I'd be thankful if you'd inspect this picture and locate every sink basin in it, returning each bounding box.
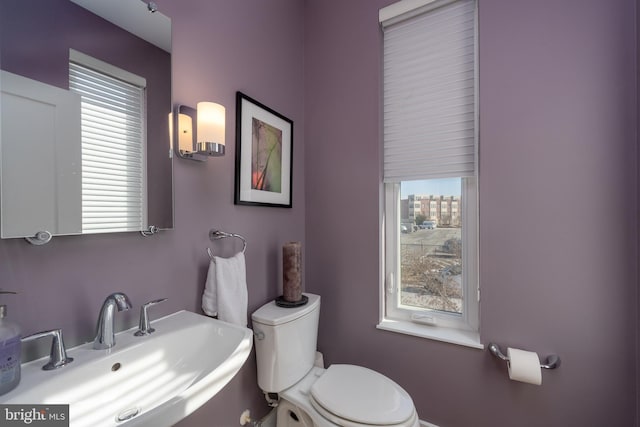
[0,310,253,427]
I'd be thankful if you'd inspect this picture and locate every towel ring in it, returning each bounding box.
[207,229,247,260]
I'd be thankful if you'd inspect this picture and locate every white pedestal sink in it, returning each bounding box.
[0,310,253,427]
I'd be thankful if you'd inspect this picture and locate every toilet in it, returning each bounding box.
[252,293,420,427]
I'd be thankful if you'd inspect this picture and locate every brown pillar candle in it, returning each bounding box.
[283,242,302,302]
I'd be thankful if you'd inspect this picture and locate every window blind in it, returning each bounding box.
[69,61,146,234]
[382,0,476,182]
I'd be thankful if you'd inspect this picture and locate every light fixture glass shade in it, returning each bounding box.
[197,102,225,146]
[178,113,193,153]
[168,112,173,150]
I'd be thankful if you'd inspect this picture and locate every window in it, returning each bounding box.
[69,50,147,234]
[378,0,480,348]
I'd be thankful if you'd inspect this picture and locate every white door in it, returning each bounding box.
[1,70,82,238]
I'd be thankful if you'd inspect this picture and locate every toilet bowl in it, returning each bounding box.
[252,294,419,427]
[278,366,419,427]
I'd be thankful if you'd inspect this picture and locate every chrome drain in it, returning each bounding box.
[116,407,140,422]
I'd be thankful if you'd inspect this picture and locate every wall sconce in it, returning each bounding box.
[174,102,226,162]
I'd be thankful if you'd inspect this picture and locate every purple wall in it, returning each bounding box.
[0,0,305,425]
[1,0,638,426]
[637,0,640,421]
[305,0,638,426]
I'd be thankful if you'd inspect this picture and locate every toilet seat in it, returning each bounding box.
[308,364,417,427]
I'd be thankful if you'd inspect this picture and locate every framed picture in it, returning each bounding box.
[235,92,293,208]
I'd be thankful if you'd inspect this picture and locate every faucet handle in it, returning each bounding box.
[22,329,73,370]
[134,298,167,337]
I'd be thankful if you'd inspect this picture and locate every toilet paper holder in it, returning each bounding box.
[488,343,561,369]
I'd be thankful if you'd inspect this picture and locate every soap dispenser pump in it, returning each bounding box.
[0,291,21,395]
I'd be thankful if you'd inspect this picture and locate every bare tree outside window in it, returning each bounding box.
[399,182,463,314]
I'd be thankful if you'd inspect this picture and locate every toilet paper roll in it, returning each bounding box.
[507,347,542,385]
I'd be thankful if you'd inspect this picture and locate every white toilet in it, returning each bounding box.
[252,293,420,427]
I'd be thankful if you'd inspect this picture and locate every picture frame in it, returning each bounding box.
[234,92,293,208]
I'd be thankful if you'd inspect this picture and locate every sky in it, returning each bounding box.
[400,178,461,198]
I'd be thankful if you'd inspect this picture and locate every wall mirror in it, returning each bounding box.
[0,0,173,239]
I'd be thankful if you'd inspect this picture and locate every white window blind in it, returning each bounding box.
[382,0,476,182]
[69,55,147,234]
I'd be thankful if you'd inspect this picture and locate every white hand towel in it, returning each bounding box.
[201,251,248,326]
[202,260,218,317]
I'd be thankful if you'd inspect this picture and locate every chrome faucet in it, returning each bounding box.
[22,329,74,370]
[134,298,167,336]
[93,292,132,350]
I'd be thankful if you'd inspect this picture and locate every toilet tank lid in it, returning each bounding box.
[252,293,320,326]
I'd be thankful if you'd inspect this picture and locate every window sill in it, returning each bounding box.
[376,318,483,349]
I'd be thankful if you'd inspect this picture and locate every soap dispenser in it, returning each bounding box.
[0,291,20,395]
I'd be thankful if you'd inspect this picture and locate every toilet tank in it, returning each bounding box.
[251,293,320,393]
